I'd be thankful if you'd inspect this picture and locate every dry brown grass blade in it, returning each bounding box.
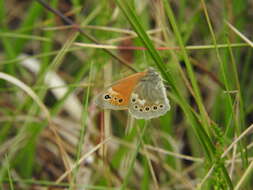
[56,137,111,183]
[197,123,253,189]
[0,72,72,182]
[226,21,253,48]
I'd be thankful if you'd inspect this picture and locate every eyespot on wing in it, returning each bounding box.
[94,89,128,110]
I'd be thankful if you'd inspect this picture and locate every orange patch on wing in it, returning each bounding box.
[107,93,125,106]
[111,71,147,106]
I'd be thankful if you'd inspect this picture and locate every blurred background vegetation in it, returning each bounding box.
[0,0,253,189]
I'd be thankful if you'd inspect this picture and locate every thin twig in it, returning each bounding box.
[36,0,137,72]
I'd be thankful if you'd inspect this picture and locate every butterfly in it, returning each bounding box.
[95,67,170,119]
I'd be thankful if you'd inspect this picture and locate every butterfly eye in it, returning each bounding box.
[152,105,158,111]
[104,94,111,100]
[118,98,123,103]
[134,105,139,110]
[131,98,136,103]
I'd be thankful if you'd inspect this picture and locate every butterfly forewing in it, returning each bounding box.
[94,71,147,110]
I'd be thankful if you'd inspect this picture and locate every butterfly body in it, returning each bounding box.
[95,68,170,119]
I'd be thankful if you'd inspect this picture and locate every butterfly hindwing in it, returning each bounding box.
[128,69,170,119]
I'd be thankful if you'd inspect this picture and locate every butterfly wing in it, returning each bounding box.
[129,69,170,119]
[94,71,147,110]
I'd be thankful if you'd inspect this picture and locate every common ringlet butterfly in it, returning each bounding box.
[95,67,170,119]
